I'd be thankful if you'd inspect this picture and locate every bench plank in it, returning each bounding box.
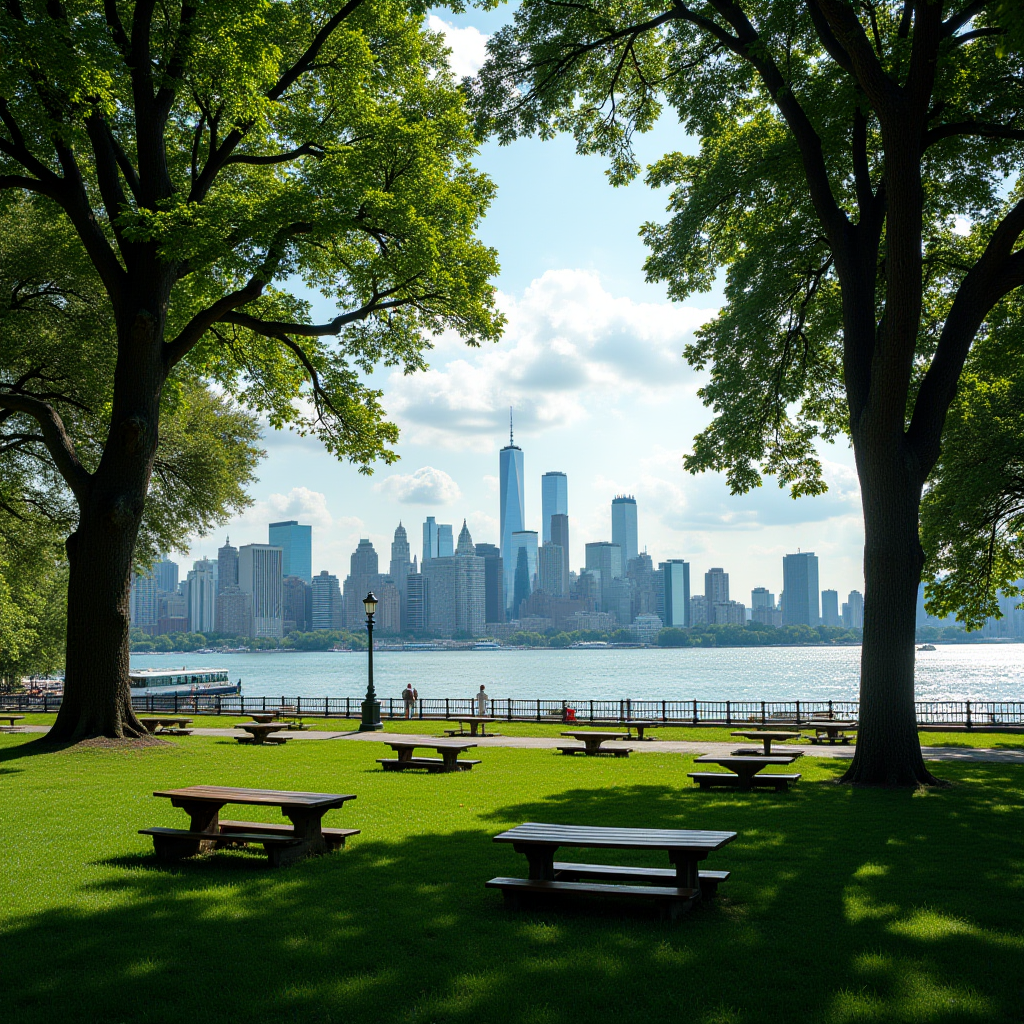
[688,771,800,791]
[377,757,481,773]
[485,876,701,920]
[552,861,730,898]
[217,819,360,849]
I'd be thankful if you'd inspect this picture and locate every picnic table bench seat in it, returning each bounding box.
[377,756,482,773]
[237,734,289,745]
[485,877,701,921]
[218,819,360,850]
[688,771,801,791]
[556,744,632,758]
[552,861,730,898]
[139,826,307,867]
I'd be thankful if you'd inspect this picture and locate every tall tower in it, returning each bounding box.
[499,409,525,614]
[782,552,820,625]
[268,520,312,583]
[611,495,639,566]
[541,471,568,544]
[217,538,238,595]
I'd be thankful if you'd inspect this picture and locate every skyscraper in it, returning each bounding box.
[751,587,777,626]
[499,412,525,614]
[541,471,568,544]
[343,539,380,629]
[511,530,539,596]
[268,520,312,583]
[216,539,237,595]
[437,523,454,557]
[821,589,840,627]
[406,572,426,632]
[129,570,159,634]
[238,544,284,638]
[311,570,343,630]
[611,495,638,566]
[154,555,179,594]
[538,542,566,597]
[187,559,216,633]
[422,516,439,563]
[550,513,570,589]
[585,541,623,612]
[782,552,820,625]
[705,567,729,605]
[844,589,864,628]
[283,575,311,632]
[660,560,690,627]
[390,522,413,628]
[474,542,505,624]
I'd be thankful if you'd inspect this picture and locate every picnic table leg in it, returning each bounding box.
[397,747,413,763]
[762,737,772,756]
[470,722,480,737]
[281,806,328,859]
[667,852,702,894]
[514,843,556,880]
[584,738,600,756]
[170,799,223,855]
[635,725,645,740]
[441,749,460,771]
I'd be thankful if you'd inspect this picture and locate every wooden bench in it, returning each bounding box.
[556,744,632,758]
[218,819,360,850]
[0,714,25,731]
[237,734,289,745]
[552,861,730,898]
[378,756,482,773]
[688,771,801,791]
[485,877,701,921]
[139,826,306,867]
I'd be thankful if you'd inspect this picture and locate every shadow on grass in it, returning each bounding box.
[3,768,1023,1024]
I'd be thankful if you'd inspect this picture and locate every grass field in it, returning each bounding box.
[8,712,1024,747]
[1,731,1022,1023]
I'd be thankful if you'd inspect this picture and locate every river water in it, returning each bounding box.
[129,644,1024,702]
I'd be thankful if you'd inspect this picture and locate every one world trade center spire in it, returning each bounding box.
[499,407,524,616]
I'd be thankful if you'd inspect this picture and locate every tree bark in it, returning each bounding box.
[841,436,938,786]
[49,301,167,742]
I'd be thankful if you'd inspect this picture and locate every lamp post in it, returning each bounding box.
[358,592,383,732]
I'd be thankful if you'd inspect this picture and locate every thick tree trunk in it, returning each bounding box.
[841,442,938,786]
[49,298,168,742]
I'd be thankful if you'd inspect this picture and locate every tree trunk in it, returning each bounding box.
[49,301,167,742]
[841,440,938,786]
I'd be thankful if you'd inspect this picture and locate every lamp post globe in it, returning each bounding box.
[358,592,383,731]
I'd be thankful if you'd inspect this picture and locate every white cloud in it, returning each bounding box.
[375,466,462,505]
[388,269,717,450]
[427,15,489,79]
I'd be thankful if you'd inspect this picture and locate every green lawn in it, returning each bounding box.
[9,711,1024,747]
[1,732,1022,1023]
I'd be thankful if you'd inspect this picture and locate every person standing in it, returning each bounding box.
[474,684,490,717]
[402,683,418,719]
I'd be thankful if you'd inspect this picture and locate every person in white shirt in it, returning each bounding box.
[474,685,490,717]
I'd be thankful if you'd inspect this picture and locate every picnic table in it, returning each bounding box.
[237,723,290,745]
[138,716,193,736]
[0,714,25,731]
[690,755,801,791]
[558,731,633,757]
[140,785,358,867]
[444,717,502,737]
[246,712,279,725]
[279,715,310,730]
[730,730,800,755]
[804,721,858,744]
[486,822,736,920]
[378,740,480,773]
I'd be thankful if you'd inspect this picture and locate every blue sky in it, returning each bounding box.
[179,5,867,606]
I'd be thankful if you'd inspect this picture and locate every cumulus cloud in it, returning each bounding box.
[388,269,717,450]
[427,15,489,79]
[376,466,462,505]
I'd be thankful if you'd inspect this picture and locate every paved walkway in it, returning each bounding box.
[6,724,1024,763]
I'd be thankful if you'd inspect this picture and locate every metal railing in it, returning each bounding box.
[1,692,1022,727]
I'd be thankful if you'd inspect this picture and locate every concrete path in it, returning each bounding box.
[6,724,1024,763]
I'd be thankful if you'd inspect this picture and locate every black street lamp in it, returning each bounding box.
[358,592,382,732]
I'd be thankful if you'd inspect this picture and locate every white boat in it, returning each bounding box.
[129,668,241,697]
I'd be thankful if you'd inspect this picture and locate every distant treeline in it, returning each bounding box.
[129,628,368,653]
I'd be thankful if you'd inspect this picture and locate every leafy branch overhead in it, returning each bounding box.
[0,0,504,492]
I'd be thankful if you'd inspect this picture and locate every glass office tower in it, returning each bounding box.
[268,520,312,584]
[541,471,568,544]
[782,551,820,625]
[611,495,638,566]
[499,414,525,614]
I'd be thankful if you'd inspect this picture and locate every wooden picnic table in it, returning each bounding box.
[0,714,25,730]
[804,721,858,744]
[690,754,801,791]
[444,717,502,737]
[279,715,310,730]
[487,822,736,920]
[558,731,633,757]
[237,723,289,745]
[730,730,800,755]
[378,740,480,773]
[138,716,193,735]
[141,785,358,867]
[246,712,279,725]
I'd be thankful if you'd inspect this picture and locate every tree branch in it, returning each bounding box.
[223,142,327,166]
[0,391,91,500]
[941,0,990,38]
[924,120,1024,149]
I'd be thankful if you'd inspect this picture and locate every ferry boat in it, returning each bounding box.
[129,668,241,697]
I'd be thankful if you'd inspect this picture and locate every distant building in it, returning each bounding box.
[406,573,426,633]
[422,516,439,563]
[311,571,343,630]
[782,552,820,625]
[268,520,312,584]
[378,578,402,635]
[520,590,595,632]
[238,544,284,638]
[821,589,841,627]
[713,600,746,625]
[216,587,252,637]
[608,578,633,625]
[187,559,216,634]
[611,495,638,566]
[511,530,539,596]
[705,567,729,605]
[154,555,179,595]
[541,471,568,544]
[690,594,710,626]
[659,560,690,627]
[629,613,663,644]
[419,522,484,637]
[575,568,601,608]
[538,542,567,597]
[474,543,505,624]
[573,610,618,631]
[283,575,311,632]
[751,587,781,627]
[499,415,525,615]
[343,539,380,629]
[130,571,159,634]
[549,513,571,592]
[437,523,454,557]
[843,590,864,629]
[215,540,239,629]
[389,522,414,629]
[512,547,531,620]
[585,541,623,613]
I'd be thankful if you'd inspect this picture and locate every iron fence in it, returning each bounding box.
[1,692,1022,726]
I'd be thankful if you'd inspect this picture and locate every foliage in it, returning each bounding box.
[129,627,368,652]
[920,297,1024,628]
